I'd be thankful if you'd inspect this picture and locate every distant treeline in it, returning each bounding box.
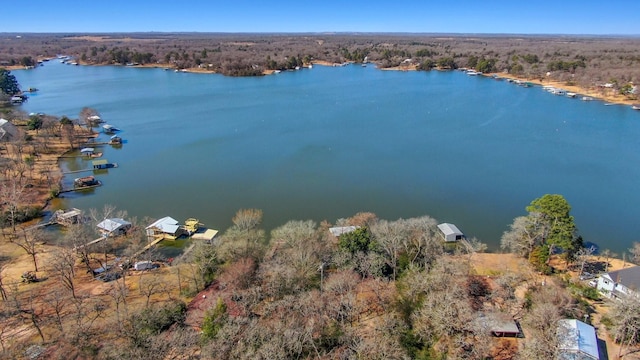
[1,33,639,89]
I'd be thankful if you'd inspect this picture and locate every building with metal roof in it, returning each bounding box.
[97,218,132,236]
[557,319,600,360]
[437,223,465,242]
[146,216,184,240]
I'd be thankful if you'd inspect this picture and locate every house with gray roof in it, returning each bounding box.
[596,265,640,299]
[0,118,19,142]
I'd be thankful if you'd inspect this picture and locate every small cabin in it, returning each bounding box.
[437,223,465,242]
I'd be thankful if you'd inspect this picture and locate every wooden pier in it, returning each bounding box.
[59,182,102,193]
[72,235,108,251]
[63,168,94,175]
[133,237,165,258]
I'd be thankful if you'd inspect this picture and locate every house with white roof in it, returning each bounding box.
[437,223,465,242]
[596,265,640,299]
[97,218,132,236]
[557,319,600,360]
[329,226,359,238]
[145,216,184,240]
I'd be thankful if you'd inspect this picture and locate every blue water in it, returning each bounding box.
[13,62,640,253]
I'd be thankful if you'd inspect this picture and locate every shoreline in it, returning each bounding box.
[9,61,637,106]
[485,72,638,106]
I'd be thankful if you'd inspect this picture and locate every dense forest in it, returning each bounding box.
[1,33,639,94]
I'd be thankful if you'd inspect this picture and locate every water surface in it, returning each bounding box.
[14,62,640,253]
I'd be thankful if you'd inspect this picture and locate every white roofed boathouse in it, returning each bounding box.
[437,223,465,242]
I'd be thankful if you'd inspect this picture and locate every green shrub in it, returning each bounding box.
[201,298,227,340]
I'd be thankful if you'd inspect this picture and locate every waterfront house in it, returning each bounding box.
[97,218,132,236]
[557,319,600,360]
[437,223,465,242]
[146,216,184,240]
[596,265,640,299]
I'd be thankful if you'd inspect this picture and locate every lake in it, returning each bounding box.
[13,61,640,253]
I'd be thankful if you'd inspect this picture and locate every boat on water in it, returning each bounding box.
[632,105,640,110]
[184,218,202,235]
[109,135,122,145]
[466,70,480,76]
[92,159,117,169]
[566,92,577,98]
[102,124,120,133]
[581,96,594,101]
[74,175,101,188]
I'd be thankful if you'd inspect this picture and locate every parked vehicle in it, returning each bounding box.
[133,260,156,271]
[95,272,121,282]
[579,272,595,280]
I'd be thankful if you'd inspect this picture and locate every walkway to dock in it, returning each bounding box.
[73,235,107,251]
[133,237,165,258]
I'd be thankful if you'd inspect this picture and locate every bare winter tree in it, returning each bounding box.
[629,242,640,265]
[0,256,7,301]
[0,176,26,232]
[500,213,547,258]
[575,245,597,277]
[64,222,97,273]
[371,219,405,281]
[42,287,68,333]
[138,271,165,308]
[49,247,78,298]
[231,208,263,232]
[610,295,640,358]
[12,227,48,272]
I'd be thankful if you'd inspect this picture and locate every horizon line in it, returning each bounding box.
[2,31,640,38]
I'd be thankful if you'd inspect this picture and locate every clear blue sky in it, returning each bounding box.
[3,0,639,35]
